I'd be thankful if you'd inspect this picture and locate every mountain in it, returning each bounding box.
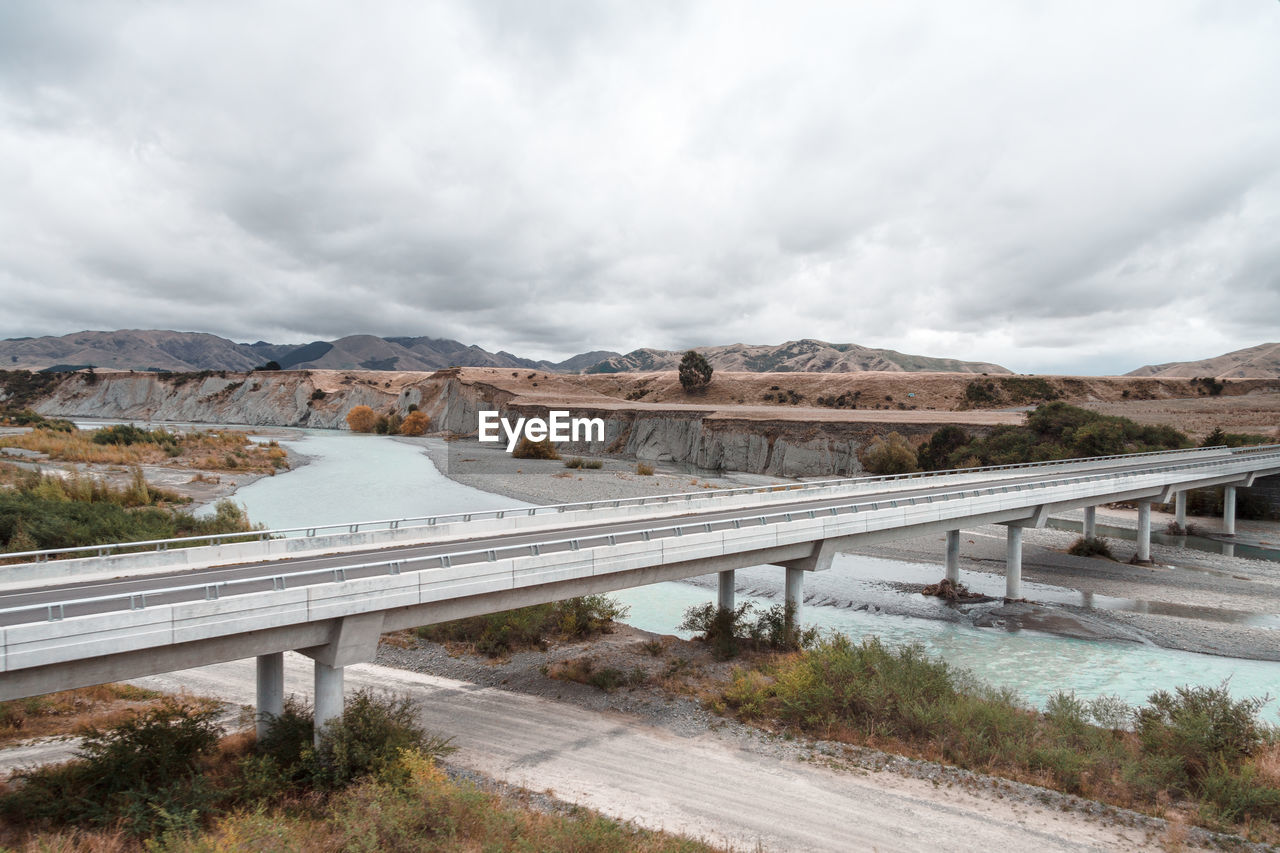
[1125,343,1280,379]
[586,339,1010,375]
[0,330,1005,375]
[0,330,263,372]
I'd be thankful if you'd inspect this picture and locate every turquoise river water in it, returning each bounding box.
[228,429,1280,715]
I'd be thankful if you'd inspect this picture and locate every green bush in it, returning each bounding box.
[313,690,450,790]
[679,601,818,660]
[918,402,1191,470]
[583,459,604,469]
[91,423,179,448]
[1134,683,1269,789]
[862,431,918,475]
[0,697,222,836]
[416,595,628,657]
[564,456,585,468]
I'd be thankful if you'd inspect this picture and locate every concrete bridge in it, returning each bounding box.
[2,444,1277,740]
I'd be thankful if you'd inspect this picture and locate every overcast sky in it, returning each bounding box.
[1,2,1276,374]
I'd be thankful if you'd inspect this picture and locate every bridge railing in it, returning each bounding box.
[5,448,1277,626]
[5,443,1261,565]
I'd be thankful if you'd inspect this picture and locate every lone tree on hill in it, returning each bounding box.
[678,350,713,393]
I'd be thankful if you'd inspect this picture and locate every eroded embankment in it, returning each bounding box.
[17,367,1279,477]
[21,369,999,477]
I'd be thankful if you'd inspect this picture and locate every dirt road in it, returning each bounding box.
[100,655,1177,852]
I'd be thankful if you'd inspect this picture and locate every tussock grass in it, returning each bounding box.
[0,425,288,474]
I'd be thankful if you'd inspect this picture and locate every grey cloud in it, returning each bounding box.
[1,1,1277,374]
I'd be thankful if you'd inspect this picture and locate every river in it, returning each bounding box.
[231,429,1280,714]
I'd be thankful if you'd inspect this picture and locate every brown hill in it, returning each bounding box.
[1126,343,1280,379]
[586,339,1010,375]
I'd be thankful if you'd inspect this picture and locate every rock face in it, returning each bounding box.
[30,371,401,429]
[23,369,964,478]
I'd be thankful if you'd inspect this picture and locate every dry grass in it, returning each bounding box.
[0,429,288,474]
[0,684,165,746]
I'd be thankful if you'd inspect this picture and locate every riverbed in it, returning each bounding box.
[221,429,1280,715]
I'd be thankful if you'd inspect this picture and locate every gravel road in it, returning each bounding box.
[104,655,1221,853]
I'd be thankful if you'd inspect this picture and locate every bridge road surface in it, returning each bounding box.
[120,655,1166,853]
[0,449,1250,622]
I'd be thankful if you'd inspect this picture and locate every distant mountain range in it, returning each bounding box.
[0,330,1015,375]
[587,340,1010,375]
[1125,342,1280,379]
[0,330,607,374]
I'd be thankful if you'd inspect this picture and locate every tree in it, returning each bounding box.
[678,350,713,393]
[863,431,919,475]
[255,361,282,371]
[917,425,969,471]
[399,410,431,436]
[346,405,377,433]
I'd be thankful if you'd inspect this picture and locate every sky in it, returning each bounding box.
[1,2,1277,375]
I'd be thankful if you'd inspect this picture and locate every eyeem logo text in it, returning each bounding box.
[477,410,605,452]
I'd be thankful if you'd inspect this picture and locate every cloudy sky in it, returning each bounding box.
[1,2,1276,374]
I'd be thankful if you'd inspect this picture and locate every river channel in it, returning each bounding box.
[230,429,1280,714]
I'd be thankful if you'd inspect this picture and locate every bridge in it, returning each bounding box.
[2,444,1277,741]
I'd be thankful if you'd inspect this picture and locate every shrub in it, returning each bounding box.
[345,405,377,433]
[679,601,817,660]
[511,436,560,459]
[416,595,628,657]
[635,462,655,476]
[1067,536,1113,559]
[862,431,918,475]
[564,456,585,469]
[582,459,604,469]
[310,388,327,401]
[678,350,713,393]
[1134,683,1269,789]
[312,690,450,790]
[0,697,222,836]
[398,410,430,436]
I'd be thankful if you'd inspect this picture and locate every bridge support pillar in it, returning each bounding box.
[1174,491,1187,529]
[1083,506,1096,539]
[1223,486,1236,536]
[255,652,284,741]
[314,661,344,746]
[718,570,735,611]
[944,530,960,584]
[784,566,804,625]
[1004,525,1023,600]
[1137,501,1152,562]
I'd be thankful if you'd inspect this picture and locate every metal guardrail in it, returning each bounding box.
[5,443,1264,564]
[6,448,1278,625]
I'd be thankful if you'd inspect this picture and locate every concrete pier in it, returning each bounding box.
[255,652,284,740]
[1137,501,1151,562]
[1083,506,1096,539]
[1174,491,1187,528]
[1005,525,1023,600]
[1224,486,1237,535]
[784,565,804,624]
[718,569,736,611]
[944,530,960,583]
[314,661,344,745]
